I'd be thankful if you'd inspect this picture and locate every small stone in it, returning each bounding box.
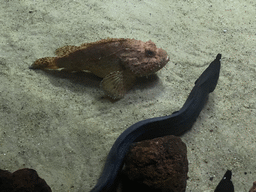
[123,135,188,192]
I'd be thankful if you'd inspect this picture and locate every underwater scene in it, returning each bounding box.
[0,0,255,191]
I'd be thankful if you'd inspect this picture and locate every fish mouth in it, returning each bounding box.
[160,55,169,66]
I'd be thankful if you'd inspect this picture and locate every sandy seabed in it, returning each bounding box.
[0,0,255,191]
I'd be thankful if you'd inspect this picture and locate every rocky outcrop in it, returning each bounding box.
[249,181,256,192]
[123,135,188,192]
[0,168,51,192]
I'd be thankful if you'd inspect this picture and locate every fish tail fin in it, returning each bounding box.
[29,57,59,70]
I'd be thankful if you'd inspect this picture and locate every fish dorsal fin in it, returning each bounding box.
[55,38,127,57]
[54,45,79,56]
[80,38,126,48]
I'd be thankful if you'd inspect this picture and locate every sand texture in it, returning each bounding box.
[0,0,255,191]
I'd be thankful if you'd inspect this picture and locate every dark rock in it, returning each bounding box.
[214,170,234,192]
[0,168,52,192]
[249,181,256,192]
[123,135,188,192]
[0,169,13,192]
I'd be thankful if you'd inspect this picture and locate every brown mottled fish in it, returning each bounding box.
[30,38,169,99]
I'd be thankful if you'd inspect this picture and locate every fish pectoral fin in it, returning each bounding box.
[100,71,136,99]
[54,45,79,56]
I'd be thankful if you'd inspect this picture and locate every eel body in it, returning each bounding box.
[90,54,221,192]
[214,170,234,192]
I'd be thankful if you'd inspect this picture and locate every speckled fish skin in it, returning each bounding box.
[30,38,169,99]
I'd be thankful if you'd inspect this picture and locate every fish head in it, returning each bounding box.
[121,39,169,77]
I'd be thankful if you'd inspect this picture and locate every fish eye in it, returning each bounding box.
[145,49,155,57]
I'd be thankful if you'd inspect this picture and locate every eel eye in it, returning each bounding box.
[145,49,155,57]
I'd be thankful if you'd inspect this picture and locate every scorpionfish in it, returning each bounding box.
[30,38,169,99]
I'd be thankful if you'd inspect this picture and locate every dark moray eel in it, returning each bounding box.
[90,54,221,192]
[214,170,234,192]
